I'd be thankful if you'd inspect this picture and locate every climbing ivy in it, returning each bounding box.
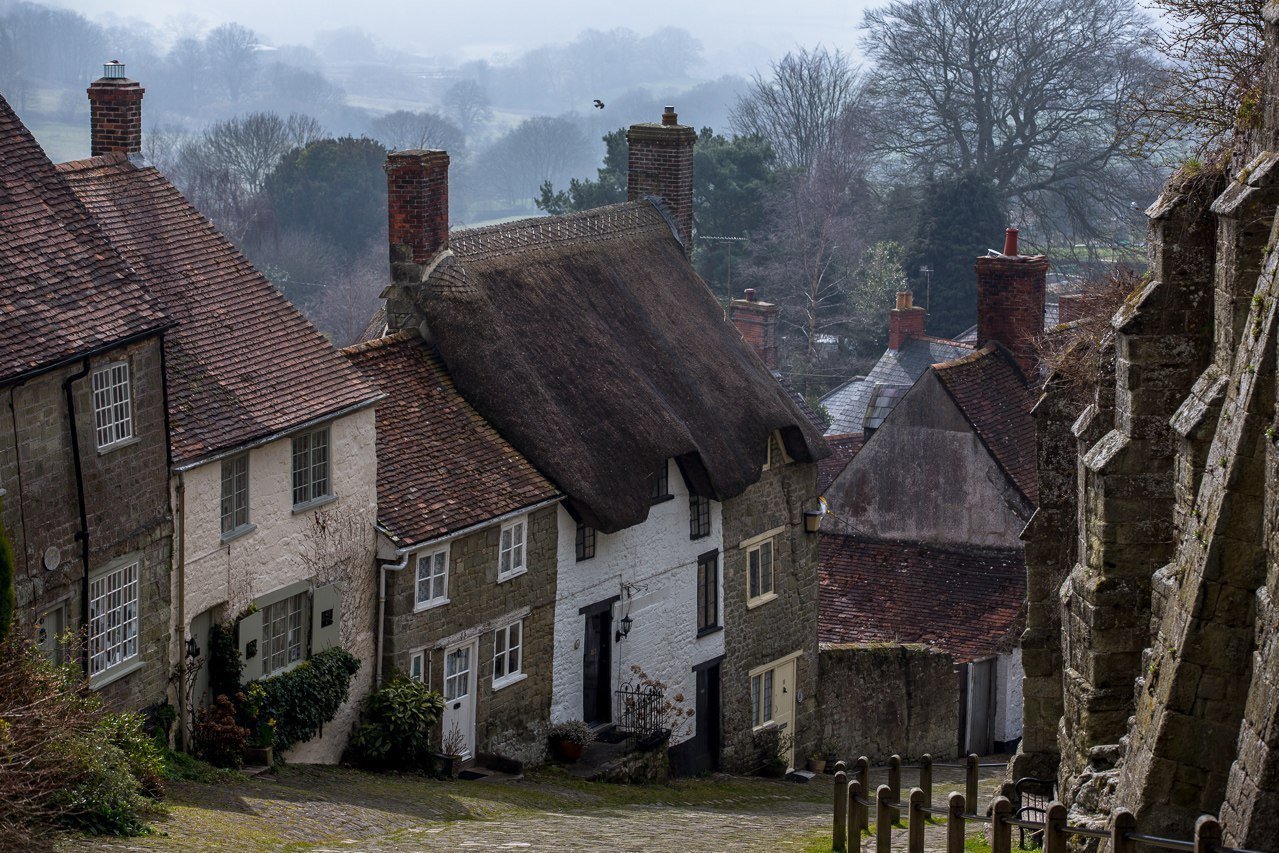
[256,647,359,752]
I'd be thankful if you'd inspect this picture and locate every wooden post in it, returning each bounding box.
[834,769,848,852]
[1111,808,1137,853]
[848,779,863,851]
[855,756,871,834]
[965,753,979,813]
[876,785,893,853]
[1194,815,1222,853]
[990,796,1012,853]
[1042,802,1067,853]
[946,792,965,853]
[907,788,925,853]
[888,754,902,825]
[835,759,847,774]
[919,753,933,812]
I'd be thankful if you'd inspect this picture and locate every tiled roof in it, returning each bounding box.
[57,154,379,465]
[821,336,972,436]
[344,332,559,548]
[932,344,1037,504]
[817,433,864,494]
[819,531,1025,662]
[0,95,168,383]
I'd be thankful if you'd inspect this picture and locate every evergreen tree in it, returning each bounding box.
[907,172,1007,338]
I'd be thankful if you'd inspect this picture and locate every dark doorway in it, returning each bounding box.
[672,658,722,776]
[582,605,613,725]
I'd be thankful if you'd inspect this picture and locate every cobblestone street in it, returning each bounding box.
[65,760,1005,852]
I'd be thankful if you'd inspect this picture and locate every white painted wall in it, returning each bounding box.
[994,648,1024,744]
[176,407,378,763]
[550,461,724,746]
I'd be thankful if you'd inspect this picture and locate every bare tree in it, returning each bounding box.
[370,110,465,153]
[730,47,866,174]
[442,79,493,140]
[200,112,325,192]
[205,22,259,101]
[862,0,1162,243]
[477,115,592,206]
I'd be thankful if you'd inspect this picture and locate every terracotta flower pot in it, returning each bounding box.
[807,758,826,774]
[553,739,585,762]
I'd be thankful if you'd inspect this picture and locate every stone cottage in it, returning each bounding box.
[0,89,173,713]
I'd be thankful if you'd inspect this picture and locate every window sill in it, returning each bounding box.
[414,597,450,614]
[263,657,306,679]
[690,533,711,541]
[89,655,145,690]
[650,494,674,505]
[696,625,723,638]
[221,523,257,544]
[497,568,527,584]
[492,671,528,691]
[747,592,778,610]
[292,494,337,515]
[97,435,141,455]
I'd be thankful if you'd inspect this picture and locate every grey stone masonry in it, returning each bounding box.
[382,505,558,767]
[0,337,173,712]
[720,434,820,773]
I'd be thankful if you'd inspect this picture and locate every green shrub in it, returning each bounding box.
[257,647,359,752]
[206,622,242,699]
[346,676,444,770]
[58,714,166,836]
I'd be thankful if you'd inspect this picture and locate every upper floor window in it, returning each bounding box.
[220,455,250,536]
[291,427,331,508]
[689,495,711,539]
[493,620,524,688]
[575,522,596,561]
[697,550,719,635]
[91,361,133,450]
[748,538,775,605]
[88,560,139,681]
[498,517,527,580]
[651,463,670,503]
[415,547,449,610]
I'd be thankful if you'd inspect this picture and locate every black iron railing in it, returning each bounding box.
[615,685,663,738]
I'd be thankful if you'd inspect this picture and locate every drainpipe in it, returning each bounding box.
[62,360,91,676]
[375,550,412,687]
[175,473,187,750]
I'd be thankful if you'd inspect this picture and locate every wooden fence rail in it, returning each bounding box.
[829,755,1264,853]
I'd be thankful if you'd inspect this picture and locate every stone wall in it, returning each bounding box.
[817,644,959,763]
[720,437,821,772]
[0,337,172,712]
[384,505,558,767]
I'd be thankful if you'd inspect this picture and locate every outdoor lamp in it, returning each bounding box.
[616,613,633,642]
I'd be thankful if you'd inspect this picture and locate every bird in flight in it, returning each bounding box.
[593,99,605,110]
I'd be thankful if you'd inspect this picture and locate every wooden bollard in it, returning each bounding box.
[990,796,1012,853]
[907,788,925,853]
[1194,815,1222,853]
[919,753,932,812]
[1111,808,1137,853]
[833,769,848,852]
[965,753,979,813]
[946,792,965,853]
[1043,802,1068,853]
[876,784,893,853]
[848,779,864,850]
[888,754,902,825]
[855,756,871,834]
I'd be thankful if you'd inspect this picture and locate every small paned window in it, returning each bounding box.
[575,522,596,561]
[651,463,669,502]
[409,651,424,683]
[499,518,527,579]
[689,495,711,539]
[751,669,775,728]
[88,561,139,678]
[91,361,134,450]
[493,620,523,687]
[220,455,250,534]
[697,551,719,634]
[291,427,331,507]
[415,548,448,609]
[263,592,307,675]
[748,539,775,602]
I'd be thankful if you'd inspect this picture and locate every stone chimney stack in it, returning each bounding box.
[383,150,450,333]
[888,291,927,350]
[729,288,779,370]
[974,227,1048,374]
[627,106,696,259]
[87,61,144,157]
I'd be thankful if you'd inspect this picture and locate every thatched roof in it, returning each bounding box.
[414,200,828,533]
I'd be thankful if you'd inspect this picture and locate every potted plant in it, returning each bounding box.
[547,720,595,762]
[438,722,467,778]
[753,725,793,778]
[807,752,826,774]
[241,683,276,766]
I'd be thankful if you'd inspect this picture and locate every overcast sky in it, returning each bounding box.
[67,0,880,69]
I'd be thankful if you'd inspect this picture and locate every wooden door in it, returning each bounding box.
[582,609,613,725]
[964,658,996,755]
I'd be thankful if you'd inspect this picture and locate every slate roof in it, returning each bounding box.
[415,200,829,533]
[821,336,972,436]
[0,95,168,383]
[57,153,380,465]
[817,433,864,494]
[932,344,1037,504]
[344,332,559,548]
[819,531,1025,662]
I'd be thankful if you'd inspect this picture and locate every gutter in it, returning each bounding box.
[62,360,92,676]
[374,542,412,688]
[3,324,172,389]
[375,496,562,556]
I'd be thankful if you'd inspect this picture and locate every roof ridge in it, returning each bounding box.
[932,342,998,370]
[819,529,1024,558]
[448,201,667,263]
[341,329,419,356]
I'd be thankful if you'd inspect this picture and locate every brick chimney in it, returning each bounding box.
[383,150,449,333]
[974,227,1048,374]
[729,288,779,370]
[888,291,927,350]
[86,61,144,157]
[627,106,696,259]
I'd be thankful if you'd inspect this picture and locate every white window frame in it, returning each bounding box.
[91,361,134,451]
[88,559,140,684]
[742,526,784,608]
[492,619,525,689]
[409,650,425,683]
[497,516,527,581]
[220,454,252,538]
[262,592,307,676]
[291,427,332,510]
[414,545,450,611]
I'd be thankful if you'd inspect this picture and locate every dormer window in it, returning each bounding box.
[575,522,596,561]
[651,462,671,503]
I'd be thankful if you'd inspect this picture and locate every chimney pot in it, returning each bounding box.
[744,288,757,302]
[87,61,144,156]
[895,291,913,311]
[1003,227,1019,257]
[662,106,678,126]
